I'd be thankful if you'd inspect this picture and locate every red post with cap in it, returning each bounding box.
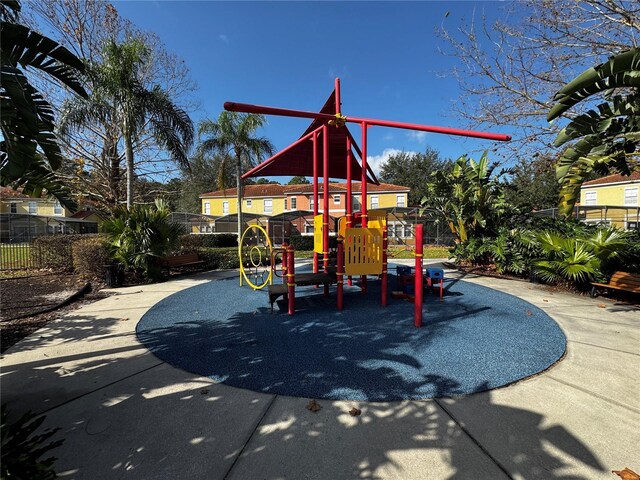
[414,224,424,328]
[287,245,295,315]
[337,236,344,310]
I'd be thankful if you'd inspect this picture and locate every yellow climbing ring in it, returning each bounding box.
[239,224,273,290]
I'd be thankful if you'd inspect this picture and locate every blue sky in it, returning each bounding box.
[115,1,511,180]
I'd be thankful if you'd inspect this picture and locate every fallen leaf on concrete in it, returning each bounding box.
[120,318,129,321]
[526,311,533,316]
[612,468,640,480]
[200,389,209,395]
[543,299,548,302]
[598,304,606,309]
[349,408,361,416]
[306,400,321,412]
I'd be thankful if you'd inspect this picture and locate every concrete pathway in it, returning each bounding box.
[1,265,638,479]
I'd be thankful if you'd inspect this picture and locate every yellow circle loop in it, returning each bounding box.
[239,224,273,290]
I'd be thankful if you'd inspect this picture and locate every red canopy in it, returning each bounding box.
[242,91,379,184]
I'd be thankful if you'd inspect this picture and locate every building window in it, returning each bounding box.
[396,194,405,208]
[353,196,361,210]
[222,201,229,214]
[584,191,597,206]
[204,202,211,215]
[10,202,17,214]
[246,199,252,208]
[28,201,37,214]
[333,194,340,204]
[624,187,638,206]
[284,199,288,210]
[305,224,314,234]
[627,221,639,231]
[264,198,272,214]
[309,196,315,210]
[53,201,62,215]
[291,197,297,209]
[370,195,379,209]
[404,224,413,238]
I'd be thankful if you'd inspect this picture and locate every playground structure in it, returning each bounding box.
[232,79,510,321]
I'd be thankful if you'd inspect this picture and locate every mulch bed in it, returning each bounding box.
[0,272,111,353]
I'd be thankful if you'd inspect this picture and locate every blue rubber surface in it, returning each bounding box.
[137,267,566,401]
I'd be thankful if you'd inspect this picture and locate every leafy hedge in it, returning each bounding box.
[288,235,314,251]
[32,234,85,270]
[71,235,112,279]
[177,234,238,253]
[197,247,240,270]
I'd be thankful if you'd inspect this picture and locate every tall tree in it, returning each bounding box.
[504,155,560,213]
[24,0,198,212]
[548,48,640,215]
[59,38,194,209]
[0,0,86,208]
[421,152,509,243]
[439,0,639,157]
[198,112,275,242]
[379,148,452,205]
[288,175,310,185]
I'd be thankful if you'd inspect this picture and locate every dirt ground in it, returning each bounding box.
[0,272,110,353]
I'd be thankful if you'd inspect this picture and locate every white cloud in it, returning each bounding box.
[218,34,229,44]
[367,148,418,176]
[407,131,427,143]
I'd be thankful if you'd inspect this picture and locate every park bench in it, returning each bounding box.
[158,253,205,276]
[590,271,640,298]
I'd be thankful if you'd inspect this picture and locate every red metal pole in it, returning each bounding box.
[335,78,341,114]
[346,136,353,287]
[414,224,424,328]
[337,236,344,310]
[360,121,368,293]
[281,242,288,285]
[225,101,512,142]
[312,131,319,275]
[381,219,388,307]
[322,124,330,298]
[287,245,295,315]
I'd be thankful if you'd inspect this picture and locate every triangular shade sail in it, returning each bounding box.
[242,91,379,184]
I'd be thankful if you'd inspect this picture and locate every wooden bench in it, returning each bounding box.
[158,253,205,276]
[590,271,640,298]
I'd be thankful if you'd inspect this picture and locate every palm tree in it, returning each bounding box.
[59,37,194,209]
[548,48,640,216]
[1,0,87,208]
[198,112,275,242]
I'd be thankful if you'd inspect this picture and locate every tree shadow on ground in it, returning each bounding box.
[0,272,608,479]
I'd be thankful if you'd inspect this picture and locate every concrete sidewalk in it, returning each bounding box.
[1,266,638,479]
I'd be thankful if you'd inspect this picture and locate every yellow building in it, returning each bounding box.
[579,172,640,230]
[199,182,410,236]
[0,187,99,241]
[200,182,409,216]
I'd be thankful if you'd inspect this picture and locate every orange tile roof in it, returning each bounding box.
[200,182,410,198]
[582,170,640,187]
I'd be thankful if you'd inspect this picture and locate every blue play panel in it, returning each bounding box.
[136,266,566,401]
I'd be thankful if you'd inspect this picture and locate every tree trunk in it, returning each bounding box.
[124,127,135,210]
[236,152,242,245]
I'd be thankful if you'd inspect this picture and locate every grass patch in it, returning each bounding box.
[388,246,450,259]
[0,243,32,269]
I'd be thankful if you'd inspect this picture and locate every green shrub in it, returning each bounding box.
[288,235,314,251]
[1,405,63,480]
[102,199,185,282]
[71,235,112,279]
[176,234,238,253]
[197,247,239,270]
[31,234,84,270]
